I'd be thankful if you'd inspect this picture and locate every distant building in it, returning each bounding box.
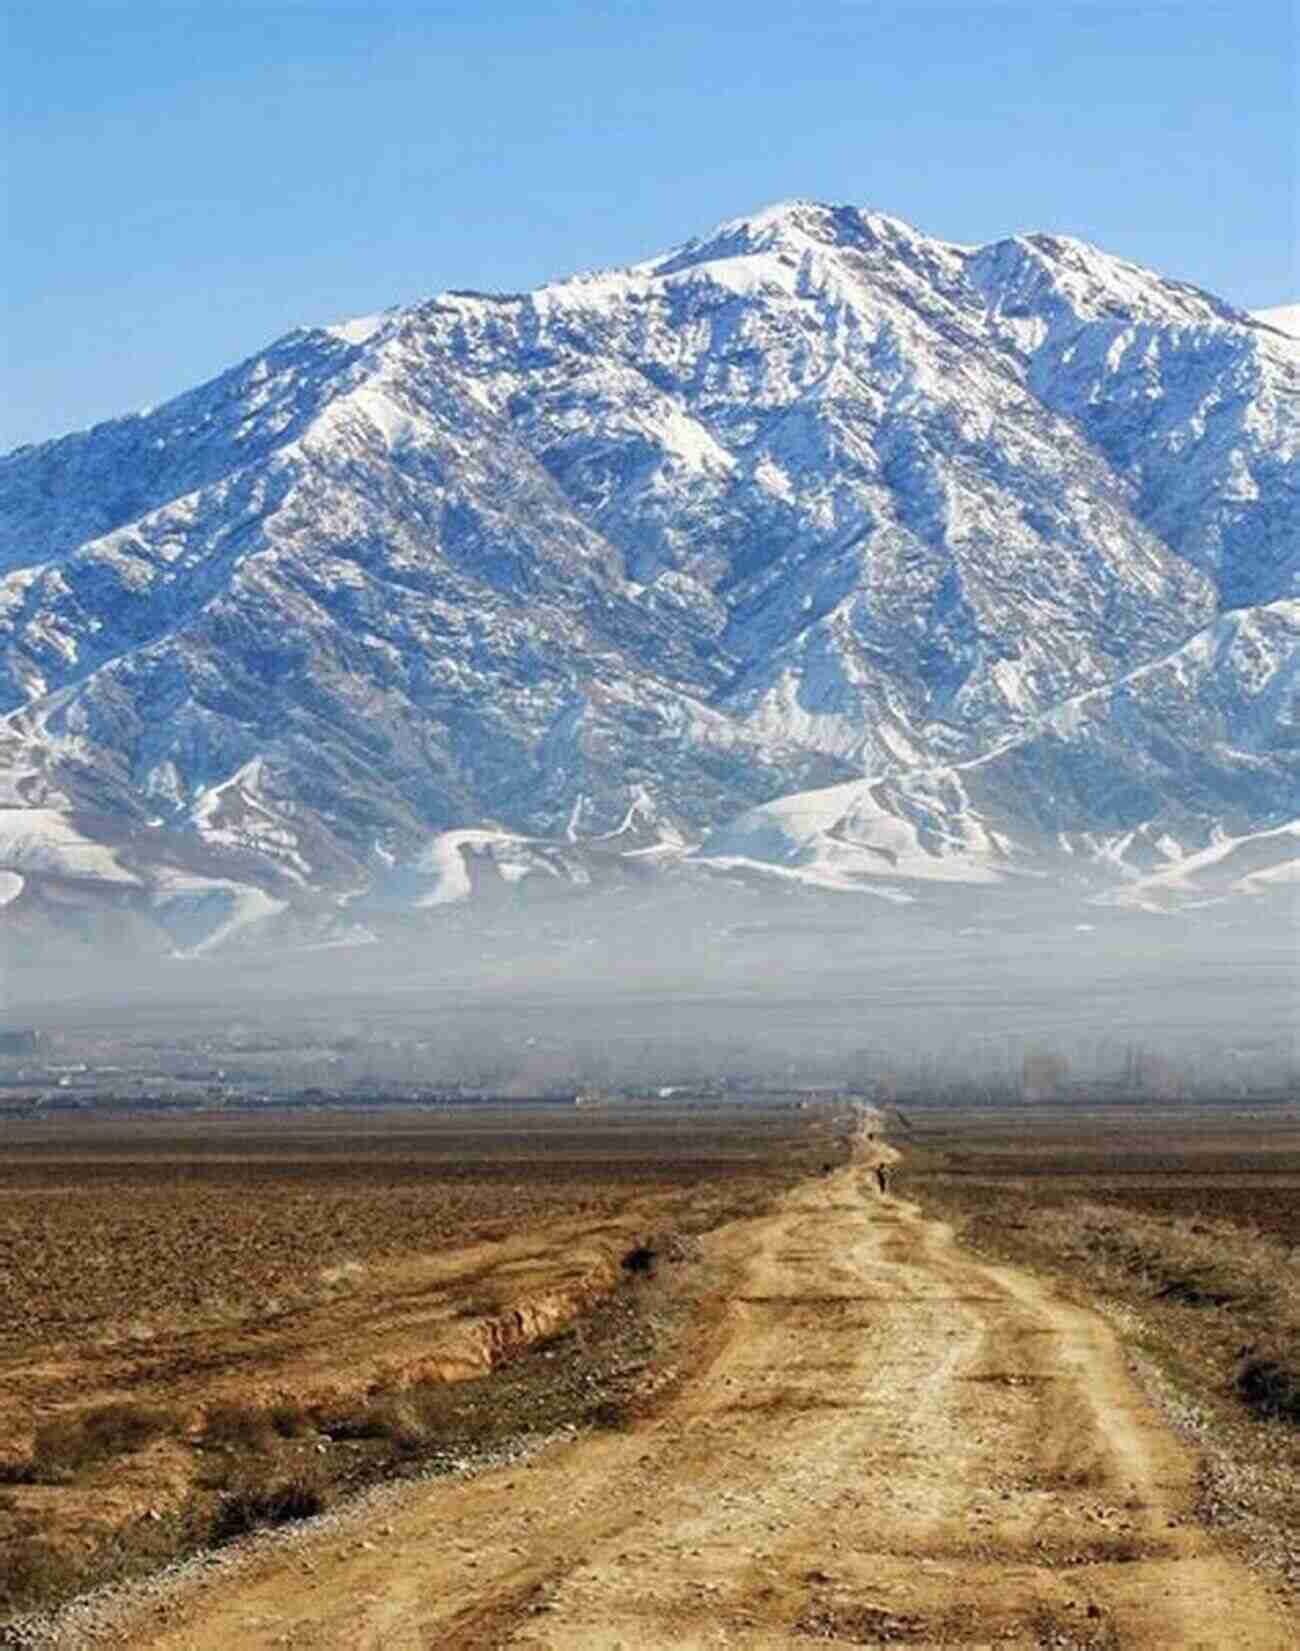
[0,1028,39,1057]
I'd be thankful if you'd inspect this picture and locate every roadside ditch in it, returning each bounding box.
[0,1190,773,1638]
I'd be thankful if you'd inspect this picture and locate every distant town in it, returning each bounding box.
[1,1014,1293,1116]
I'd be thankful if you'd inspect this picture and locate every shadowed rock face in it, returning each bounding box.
[0,201,1297,951]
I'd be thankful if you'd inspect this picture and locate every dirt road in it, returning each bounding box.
[110,1159,1294,1649]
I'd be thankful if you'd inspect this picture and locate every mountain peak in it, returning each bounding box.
[969,229,1248,332]
[646,198,944,279]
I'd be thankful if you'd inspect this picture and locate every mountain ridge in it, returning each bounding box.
[1,200,1296,956]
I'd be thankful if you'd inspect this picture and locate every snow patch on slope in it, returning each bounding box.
[191,761,314,881]
[699,777,1011,888]
[326,312,392,347]
[1099,821,1300,911]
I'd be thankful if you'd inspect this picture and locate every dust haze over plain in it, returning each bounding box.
[5,878,1295,1096]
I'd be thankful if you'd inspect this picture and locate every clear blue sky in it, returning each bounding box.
[3,0,1296,451]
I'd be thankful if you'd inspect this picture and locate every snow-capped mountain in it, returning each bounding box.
[1,201,1296,954]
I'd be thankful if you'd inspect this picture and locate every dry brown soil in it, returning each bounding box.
[93,1135,1295,1649]
[0,1103,822,1600]
[893,1108,1300,1246]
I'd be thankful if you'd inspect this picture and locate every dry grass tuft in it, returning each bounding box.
[268,1402,315,1440]
[319,1396,429,1453]
[1235,1354,1300,1426]
[202,1403,276,1453]
[209,1462,330,1545]
[621,1243,657,1276]
[0,1538,81,1613]
[21,1403,179,1483]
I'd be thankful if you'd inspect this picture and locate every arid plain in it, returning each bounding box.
[2,1100,1298,1648]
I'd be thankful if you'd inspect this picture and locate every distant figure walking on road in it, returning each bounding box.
[875,1164,889,1196]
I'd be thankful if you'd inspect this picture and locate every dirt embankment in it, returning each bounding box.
[73,1145,1296,1650]
[2,1103,831,1619]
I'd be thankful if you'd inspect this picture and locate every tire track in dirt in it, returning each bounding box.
[104,1154,1295,1650]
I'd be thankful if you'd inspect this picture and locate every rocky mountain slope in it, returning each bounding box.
[1,201,1296,955]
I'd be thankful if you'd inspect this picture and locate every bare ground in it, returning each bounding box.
[0,1104,820,1609]
[82,1144,1295,1650]
[893,1106,1300,1616]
